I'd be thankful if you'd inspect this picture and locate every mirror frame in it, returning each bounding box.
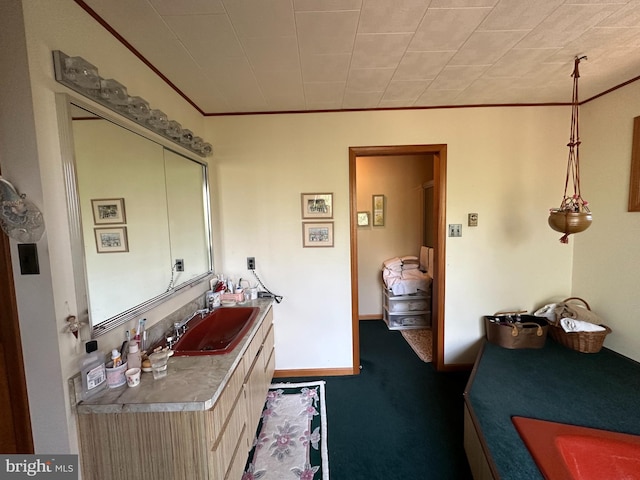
[55,93,214,337]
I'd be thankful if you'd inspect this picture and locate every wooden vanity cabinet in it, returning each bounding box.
[77,306,275,480]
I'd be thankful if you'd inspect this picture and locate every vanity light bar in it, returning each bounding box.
[52,50,213,157]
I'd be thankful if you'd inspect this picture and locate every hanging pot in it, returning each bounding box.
[548,210,592,235]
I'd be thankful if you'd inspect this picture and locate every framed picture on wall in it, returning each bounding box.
[94,226,129,253]
[357,211,370,226]
[302,222,334,247]
[372,194,385,226]
[91,198,126,224]
[301,193,333,219]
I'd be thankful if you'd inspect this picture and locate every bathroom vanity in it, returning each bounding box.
[74,300,275,480]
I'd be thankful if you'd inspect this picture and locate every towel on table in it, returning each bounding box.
[560,318,606,333]
[383,257,403,272]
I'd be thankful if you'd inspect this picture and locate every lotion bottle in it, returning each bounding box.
[127,341,142,370]
[80,340,107,400]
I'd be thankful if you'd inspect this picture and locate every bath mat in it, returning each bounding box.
[243,381,329,480]
[401,329,432,363]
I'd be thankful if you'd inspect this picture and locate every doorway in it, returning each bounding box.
[349,145,447,372]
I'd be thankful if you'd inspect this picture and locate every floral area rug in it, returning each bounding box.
[243,381,329,480]
[401,328,433,363]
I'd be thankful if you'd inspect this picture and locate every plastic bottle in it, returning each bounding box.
[111,349,122,367]
[80,340,107,400]
[127,341,142,370]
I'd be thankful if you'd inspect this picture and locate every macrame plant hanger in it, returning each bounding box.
[548,55,592,243]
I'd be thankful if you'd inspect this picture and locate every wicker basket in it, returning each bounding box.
[548,323,611,353]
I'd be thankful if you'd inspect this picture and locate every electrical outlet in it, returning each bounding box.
[247,257,256,270]
[448,224,462,237]
[175,259,184,271]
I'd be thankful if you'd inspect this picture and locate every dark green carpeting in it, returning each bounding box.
[280,320,472,479]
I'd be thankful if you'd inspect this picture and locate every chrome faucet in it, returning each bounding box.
[173,308,208,339]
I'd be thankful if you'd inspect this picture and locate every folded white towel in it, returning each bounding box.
[560,318,606,333]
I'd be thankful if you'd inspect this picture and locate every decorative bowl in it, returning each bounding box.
[548,211,592,234]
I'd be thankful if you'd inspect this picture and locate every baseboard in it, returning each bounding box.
[359,315,382,321]
[439,362,474,372]
[274,367,357,378]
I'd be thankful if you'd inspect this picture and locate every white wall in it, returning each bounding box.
[206,106,575,368]
[574,81,640,362]
[4,0,212,454]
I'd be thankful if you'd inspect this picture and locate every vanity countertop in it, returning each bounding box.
[74,299,274,414]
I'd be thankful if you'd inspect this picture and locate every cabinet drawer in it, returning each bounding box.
[208,384,247,480]
[207,360,245,448]
[384,309,431,329]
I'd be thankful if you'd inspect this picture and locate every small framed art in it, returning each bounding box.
[92,198,126,224]
[302,222,334,247]
[94,226,129,253]
[357,211,370,226]
[301,193,333,219]
[372,194,385,226]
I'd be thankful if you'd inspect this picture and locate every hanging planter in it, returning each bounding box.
[549,56,592,244]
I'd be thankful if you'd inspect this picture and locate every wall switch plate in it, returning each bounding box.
[175,259,184,272]
[449,224,462,237]
[468,213,478,227]
[247,257,256,270]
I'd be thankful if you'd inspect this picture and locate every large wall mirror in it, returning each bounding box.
[57,94,213,337]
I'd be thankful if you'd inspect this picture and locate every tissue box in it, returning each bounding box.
[220,292,244,303]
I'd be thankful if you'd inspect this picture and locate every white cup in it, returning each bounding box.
[125,368,141,387]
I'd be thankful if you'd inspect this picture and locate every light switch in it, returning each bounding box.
[468,213,478,227]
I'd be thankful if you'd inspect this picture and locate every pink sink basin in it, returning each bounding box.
[172,307,260,356]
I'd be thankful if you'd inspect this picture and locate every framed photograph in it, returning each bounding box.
[301,193,333,219]
[357,211,370,226]
[91,198,126,224]
[94,227,129,253]
[302,222,334,248]
[372,194,385,226]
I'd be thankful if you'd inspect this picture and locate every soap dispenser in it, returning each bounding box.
[80,340,107,400]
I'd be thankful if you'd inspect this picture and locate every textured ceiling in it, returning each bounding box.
[79,0,640,115]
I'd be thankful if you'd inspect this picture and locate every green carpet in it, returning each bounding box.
[280,320,472,479]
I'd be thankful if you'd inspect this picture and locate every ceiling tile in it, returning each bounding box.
[296,11,359,54]
[358,0,430,33]
[149,0,225,16]
[382,80,429,102]
[301,54,351,82]
[518,3,624,49]
[597,2,640,28]
[342,90,384,109]
[304,82,346,104]
[409,7,492,51]
[483,48,562,78]
[351,33,413,69]
[414,89,462,106]
[429,0,498,7]
[222,0,296,38]
[254,69,304,98]
[479,0,563,31]
[347,68,395,92]
[241,36,301,71]
[449,30,530,65]
[294,0,362,11]
[163,14,244,62]
[393,51,456,80]
[429,65,489,90]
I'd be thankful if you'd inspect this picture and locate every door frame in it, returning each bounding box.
[349,144,447,372]
[0,232,33,452]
